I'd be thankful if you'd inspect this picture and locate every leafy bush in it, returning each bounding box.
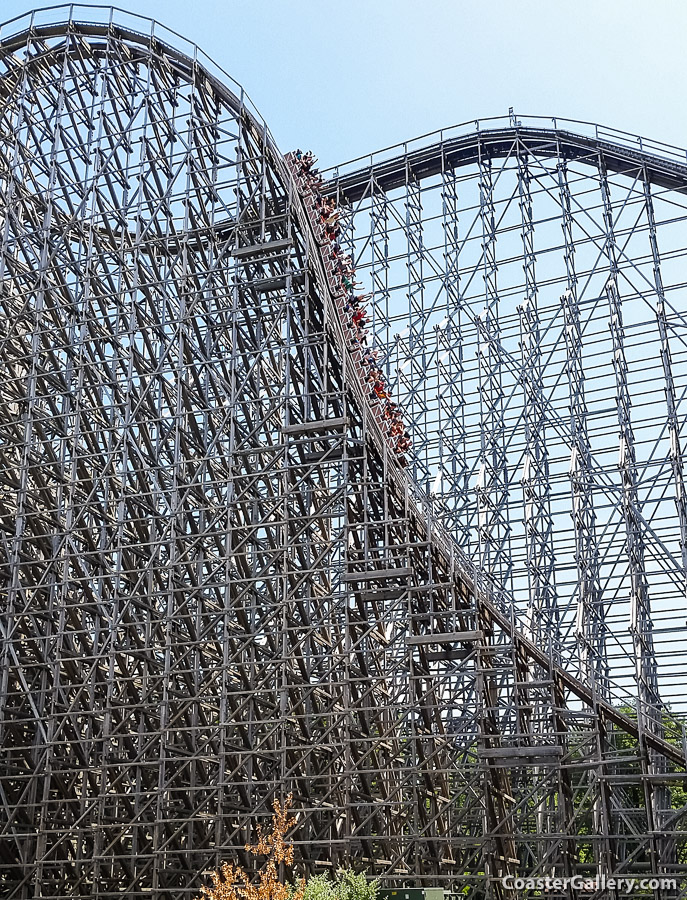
[197,799,377,900]
[299,868,377,900]
[334,868,378,900]
[199,796,304,900]
[301,874,337,900]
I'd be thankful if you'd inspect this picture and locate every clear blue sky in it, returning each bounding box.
[1,0,685,167]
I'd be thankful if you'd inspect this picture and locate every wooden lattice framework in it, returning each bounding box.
[0,9,686,900]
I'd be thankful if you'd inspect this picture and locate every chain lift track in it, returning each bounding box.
[0,8,686,900]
